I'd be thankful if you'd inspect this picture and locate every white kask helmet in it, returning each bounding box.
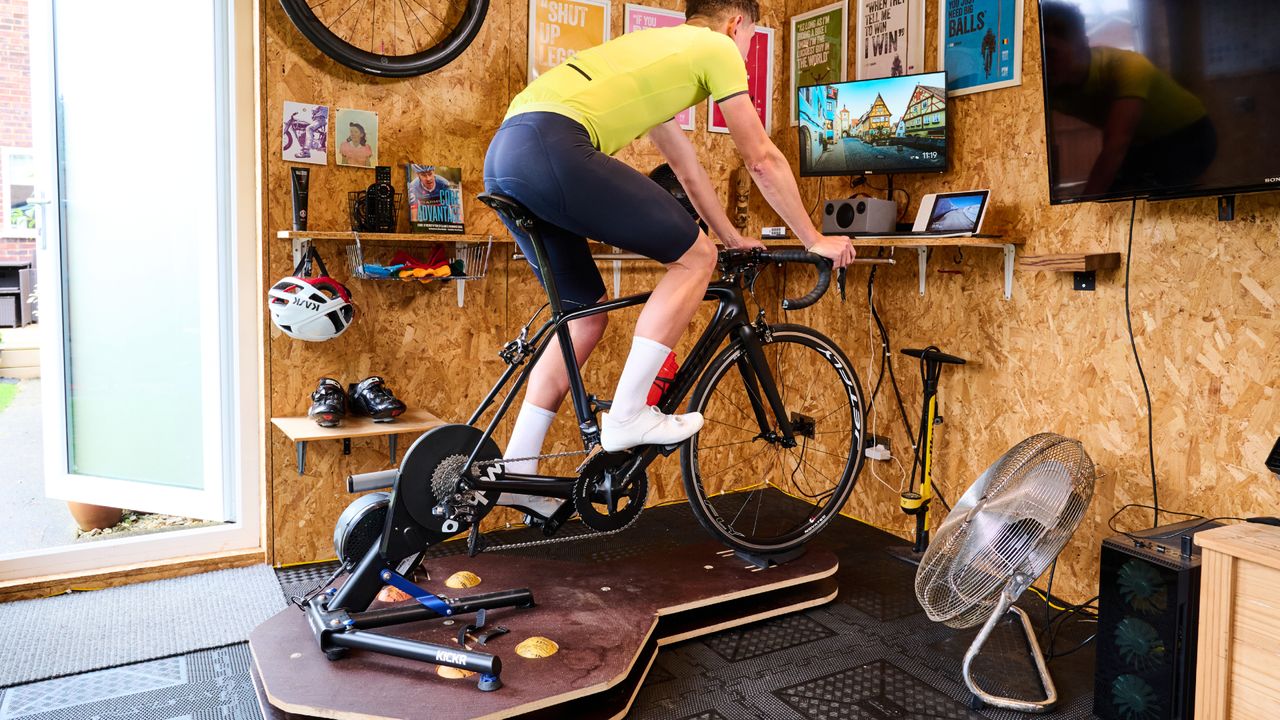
[268,247,354,342]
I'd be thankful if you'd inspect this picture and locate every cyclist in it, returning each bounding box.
[483,0,856,477]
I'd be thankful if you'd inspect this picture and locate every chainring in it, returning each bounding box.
[393,424,502,545]
[572,452,648,532]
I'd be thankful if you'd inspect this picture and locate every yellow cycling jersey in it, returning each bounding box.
[506,24,749,155]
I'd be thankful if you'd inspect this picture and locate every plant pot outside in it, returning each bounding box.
[66,501,123,532]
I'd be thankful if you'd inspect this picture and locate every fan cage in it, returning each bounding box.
[915,433,1096,629]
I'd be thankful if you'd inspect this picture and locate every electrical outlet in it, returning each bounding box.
[864,434,891,454]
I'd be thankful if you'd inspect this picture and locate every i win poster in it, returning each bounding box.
[939,0,1023,96]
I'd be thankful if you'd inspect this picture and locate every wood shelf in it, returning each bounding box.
[1018,252,1121,272]
[271,408,445,475]
[277,230,499,243]
[840,233,1020,248]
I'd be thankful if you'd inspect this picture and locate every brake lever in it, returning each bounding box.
[837,267,847,302]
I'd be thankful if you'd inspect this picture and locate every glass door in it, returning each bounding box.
[1,0,262,580]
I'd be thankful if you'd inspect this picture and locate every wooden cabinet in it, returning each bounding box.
[1195,524,1280,719]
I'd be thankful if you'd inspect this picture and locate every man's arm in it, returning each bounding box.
[647,120,761,249]
[719,94,854,267]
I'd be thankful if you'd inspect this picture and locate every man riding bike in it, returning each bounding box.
[483,0,856,490]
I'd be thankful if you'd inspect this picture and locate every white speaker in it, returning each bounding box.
[822,197,897,234]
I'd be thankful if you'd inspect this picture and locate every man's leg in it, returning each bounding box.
[503,310,608,474]
[601,233,717,451]
[498,310,606,519]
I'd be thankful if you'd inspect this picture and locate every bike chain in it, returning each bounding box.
[464,449,645,553]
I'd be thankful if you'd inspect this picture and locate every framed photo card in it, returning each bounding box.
[529,0,611,81]
[335,108,379,168]
[938,0,1024,96]
[790,2,847,126]
[281,101,328,165]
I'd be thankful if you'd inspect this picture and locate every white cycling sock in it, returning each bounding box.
[609,336,671,420]
[502,401,557,474]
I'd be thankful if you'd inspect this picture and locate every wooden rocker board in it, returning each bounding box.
[251,541,838,720]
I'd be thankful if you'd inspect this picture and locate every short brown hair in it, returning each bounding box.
[686,0,758,23]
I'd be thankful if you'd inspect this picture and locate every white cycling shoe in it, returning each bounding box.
[600,406,704,452]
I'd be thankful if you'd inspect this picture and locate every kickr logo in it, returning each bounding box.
[435,649,469,666]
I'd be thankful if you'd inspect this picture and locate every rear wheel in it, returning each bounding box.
[279,0,489,77]
[681,325,865,554]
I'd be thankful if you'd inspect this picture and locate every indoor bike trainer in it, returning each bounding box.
[251,193,858,718]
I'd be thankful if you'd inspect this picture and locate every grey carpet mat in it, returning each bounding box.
[0,564,286,688]
[0,644,259,720]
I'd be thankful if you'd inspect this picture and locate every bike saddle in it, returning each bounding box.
[901,347,967,365]
[477,192,538,228]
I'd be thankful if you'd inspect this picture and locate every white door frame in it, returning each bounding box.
[1,0,262,581]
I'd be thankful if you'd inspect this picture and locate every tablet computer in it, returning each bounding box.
[912,190,991,234]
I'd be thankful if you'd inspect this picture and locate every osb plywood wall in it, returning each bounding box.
[261,0,1279,602]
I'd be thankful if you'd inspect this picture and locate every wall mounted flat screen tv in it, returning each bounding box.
[1038,0,1280,204]
[797,71,947,177]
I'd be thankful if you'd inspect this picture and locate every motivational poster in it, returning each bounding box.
[856,0,925,80]
[790,2,847,126]
[529,0,611,81]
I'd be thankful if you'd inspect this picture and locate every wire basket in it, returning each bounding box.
[345,234,492,282]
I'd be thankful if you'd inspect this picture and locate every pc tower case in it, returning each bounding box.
[1093,519,1220,720]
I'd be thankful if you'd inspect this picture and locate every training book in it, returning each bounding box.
[406,164,463,233]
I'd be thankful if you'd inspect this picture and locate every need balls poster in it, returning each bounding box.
[939,0,1023,96]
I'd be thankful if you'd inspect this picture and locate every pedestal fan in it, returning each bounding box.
[914,433,1097,712]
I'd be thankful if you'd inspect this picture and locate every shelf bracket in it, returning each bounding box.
[613,260,622,298]
[456,279,466,308]
[914,243,1016,300]
[296,441,307,476]
[1002,244,1016,300]
[917,247,928,296]
[291,237,312,269]
[389,434,398,465]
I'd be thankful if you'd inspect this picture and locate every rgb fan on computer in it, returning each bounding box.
[1116,559,1168,614]
[1111,674,1162,720]
[1114,617,1167,671]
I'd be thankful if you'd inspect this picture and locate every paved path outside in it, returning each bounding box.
[0,379,81,555]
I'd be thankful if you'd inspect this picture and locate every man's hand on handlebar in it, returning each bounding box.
[808,236,857,269]
[723,233,766,251]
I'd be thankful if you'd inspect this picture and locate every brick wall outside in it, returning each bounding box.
[0,0,33,266]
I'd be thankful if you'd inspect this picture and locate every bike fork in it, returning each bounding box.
[735,324,796,442]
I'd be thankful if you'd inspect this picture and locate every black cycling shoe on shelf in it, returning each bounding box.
[308,378,347,427]
[348,376,407,423]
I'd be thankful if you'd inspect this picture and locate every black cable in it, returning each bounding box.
[1050,633,1098,660]
[1043,595,1099,661]
[1107,503,1248,543]
[866,265,888,411]
[806,176,825,219]
[1044,560,1058,630]
[1123,199,1159,527]
[868,271,916,452]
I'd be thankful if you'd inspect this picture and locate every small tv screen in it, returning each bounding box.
[797,71,947,177]
[1039,0,1280,204]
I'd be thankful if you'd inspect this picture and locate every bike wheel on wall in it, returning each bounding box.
[681,325,866,555]
[279,0,489,78]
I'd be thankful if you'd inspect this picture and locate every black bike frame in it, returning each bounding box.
[457,279,795,496]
